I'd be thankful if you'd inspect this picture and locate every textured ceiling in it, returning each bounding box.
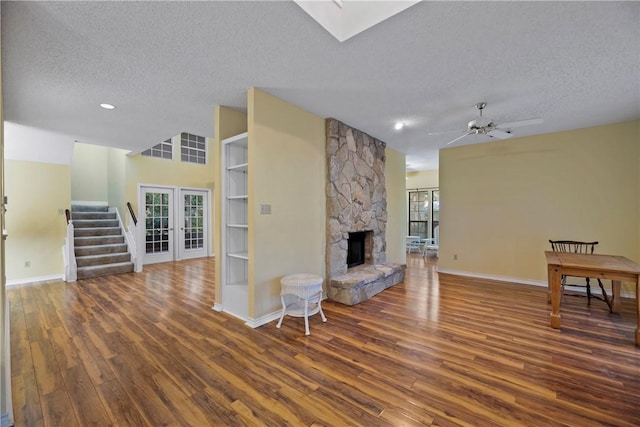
[2,1,639,170]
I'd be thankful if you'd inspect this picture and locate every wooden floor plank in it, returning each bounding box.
[10,371,44,427]
[40,388,79,427]
[63,364,112,426]
[7,255,640,426]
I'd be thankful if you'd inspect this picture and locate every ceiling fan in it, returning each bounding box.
[431,102,543,145]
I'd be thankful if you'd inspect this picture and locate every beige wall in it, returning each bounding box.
[107,147,128,218]
[248,88,326,319]
[5,160,71,281]
[385,147,408,265]
[72,142,131,219]
[125,135,216,229]
[213,106,248,306]
[71,143,108,203]
[406,169,439,190]
[439,120,640,293]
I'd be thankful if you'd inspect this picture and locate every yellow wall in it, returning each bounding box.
[125,134,216,229]
[385,147,408,264]
[5,160,70,281]
[248,88,326,319]
[71,142,129,216]
[213,106,248,305]
[439,120,640,294]
[406,169,439,190]
[107,147,128,219]
[71,143,108,202]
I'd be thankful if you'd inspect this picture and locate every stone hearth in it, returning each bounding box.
[328,263,405,306]
[325,118,405,305]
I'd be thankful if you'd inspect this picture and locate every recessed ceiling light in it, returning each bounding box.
[100,103,116,110]
[394,121,405,130]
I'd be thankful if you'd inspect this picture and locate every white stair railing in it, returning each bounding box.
[62,209,77,282]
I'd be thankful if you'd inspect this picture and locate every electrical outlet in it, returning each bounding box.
[25,260,31,268]
[453,254,458,261]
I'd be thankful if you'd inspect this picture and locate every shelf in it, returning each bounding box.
[228,163,248,172]
[222,131,249,321]
[227,280,248,287]
[228,251,248,260]
[223,132,248,146]
[283,300,321,318]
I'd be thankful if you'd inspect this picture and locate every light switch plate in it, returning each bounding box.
[260,204,272,215]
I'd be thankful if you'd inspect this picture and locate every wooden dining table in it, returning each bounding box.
[545,251,640,345]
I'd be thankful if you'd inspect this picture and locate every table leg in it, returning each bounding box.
[318,292,327,323]
[304,298,310,336]
[610,280,621,313]
[276,295,286,329]
[549,264,562,329]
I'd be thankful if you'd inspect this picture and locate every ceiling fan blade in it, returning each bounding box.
[445,132,472,145]
[428,128,466,136]
[487,129,513,139]
[500,117,544,128]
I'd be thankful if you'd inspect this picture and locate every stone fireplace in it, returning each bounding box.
[325,119,405,305]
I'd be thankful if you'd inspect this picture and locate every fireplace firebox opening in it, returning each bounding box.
[347,231,366,268]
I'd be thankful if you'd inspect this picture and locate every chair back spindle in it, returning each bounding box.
[549,240,597,255]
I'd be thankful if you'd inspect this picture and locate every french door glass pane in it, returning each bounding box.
[145,191,170,254]
[184,194,204,250]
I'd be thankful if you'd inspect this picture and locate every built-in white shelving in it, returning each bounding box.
[220,132,249,319]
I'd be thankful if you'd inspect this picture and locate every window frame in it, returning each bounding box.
[180,132,207,165]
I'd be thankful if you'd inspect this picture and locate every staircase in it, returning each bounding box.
[72,205,134,280]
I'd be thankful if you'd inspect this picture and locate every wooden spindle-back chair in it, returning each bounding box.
[548,240,612,312]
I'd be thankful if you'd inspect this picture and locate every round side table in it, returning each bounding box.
[276,273,327,335]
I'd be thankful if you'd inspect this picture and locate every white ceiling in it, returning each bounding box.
[2,1,639,171]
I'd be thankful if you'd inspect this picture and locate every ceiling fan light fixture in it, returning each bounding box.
[442,101,543,145]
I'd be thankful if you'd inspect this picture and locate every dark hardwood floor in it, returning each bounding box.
[8,254,640,426]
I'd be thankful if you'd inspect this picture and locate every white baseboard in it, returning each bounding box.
[245,311,281,329]
[438,268,547,287]
[6,274,63,287]
[212,304,281,329]
[437,269,635,299]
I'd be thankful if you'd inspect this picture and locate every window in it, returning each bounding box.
[181,132,207,164]
[141,139,173,159]
[408,188,439,240]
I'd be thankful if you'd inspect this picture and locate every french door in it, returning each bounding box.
[179,189,208,260]
[141,186,209,264]
[142,187,175,264]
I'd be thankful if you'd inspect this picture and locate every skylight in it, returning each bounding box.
[294,0,421,42]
